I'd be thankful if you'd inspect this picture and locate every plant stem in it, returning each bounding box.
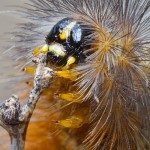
[0,54,55,150]
[10,130,25,150]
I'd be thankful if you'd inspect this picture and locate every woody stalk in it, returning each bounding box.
[0,54,54,150]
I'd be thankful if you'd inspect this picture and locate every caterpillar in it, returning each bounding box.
[2,0,150,149]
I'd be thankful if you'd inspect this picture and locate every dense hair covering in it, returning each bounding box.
[12,0,150,149]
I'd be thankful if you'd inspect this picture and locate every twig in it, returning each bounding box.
[0,54,54,150]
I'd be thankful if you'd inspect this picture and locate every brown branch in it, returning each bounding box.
[0,54,54,150]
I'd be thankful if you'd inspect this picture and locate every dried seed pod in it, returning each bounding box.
[1,95,20,125]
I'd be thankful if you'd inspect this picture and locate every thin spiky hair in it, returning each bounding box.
[10,0,150,149]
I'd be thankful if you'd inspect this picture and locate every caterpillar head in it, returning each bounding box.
[44,18,91,66]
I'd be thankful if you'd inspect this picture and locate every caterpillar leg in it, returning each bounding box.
[55,116,84,128]
[62,56,76,70]
[33,44,49,56]
[59,93,81,103]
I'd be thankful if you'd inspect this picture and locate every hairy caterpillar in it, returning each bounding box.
[2,0,150,149]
